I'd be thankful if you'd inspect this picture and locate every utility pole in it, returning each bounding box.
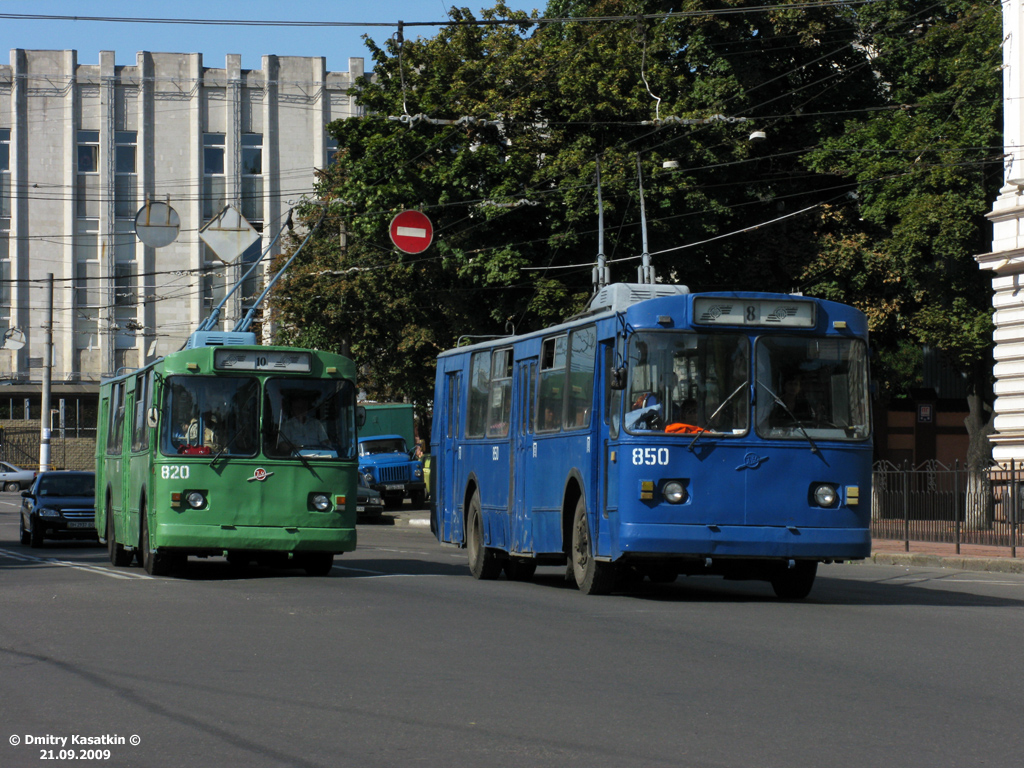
[39,273,53,472]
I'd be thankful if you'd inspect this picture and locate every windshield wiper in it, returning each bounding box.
[687,381,748,452]
[756,381,820,455]
[275,431,316,473]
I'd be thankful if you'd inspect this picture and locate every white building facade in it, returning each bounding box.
[0,49,363,387]
[979,0,1024,461]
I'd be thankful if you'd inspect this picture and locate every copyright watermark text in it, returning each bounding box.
[8,733,139,759]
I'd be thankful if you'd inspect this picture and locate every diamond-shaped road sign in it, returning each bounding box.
[199,205,260,263]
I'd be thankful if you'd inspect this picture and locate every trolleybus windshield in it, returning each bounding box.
[625,331,749,435]
[754,336,870,441]
[162,376,260,457]
[264,379,357,460]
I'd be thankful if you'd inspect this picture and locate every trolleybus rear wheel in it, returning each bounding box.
[467,490,501,580]
[570,496,616,595]
[770,561,817,599]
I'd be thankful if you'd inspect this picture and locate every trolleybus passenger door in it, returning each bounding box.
[440,371,463,544]
[511,359,537,554]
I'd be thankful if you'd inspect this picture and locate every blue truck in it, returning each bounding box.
[357,403,426,509]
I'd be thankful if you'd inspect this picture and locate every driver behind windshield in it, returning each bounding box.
[278,394,329,448]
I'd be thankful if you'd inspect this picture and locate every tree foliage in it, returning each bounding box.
[271,0,1002,454]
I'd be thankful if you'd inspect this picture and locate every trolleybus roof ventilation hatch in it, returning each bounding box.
[587,282,690,313]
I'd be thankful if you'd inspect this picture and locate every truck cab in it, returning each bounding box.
[357,434,426,508]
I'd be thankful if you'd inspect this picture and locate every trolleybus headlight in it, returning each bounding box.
[662,480,688,504]
[186,491,206,509]
[311,493,331,512]
[812,484,838,508]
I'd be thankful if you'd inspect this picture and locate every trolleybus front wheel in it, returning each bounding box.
[770,560,817,599]
[467,490,501,580]
[300,552,334,576]
[141,508,182,576]
[570,496,616,595]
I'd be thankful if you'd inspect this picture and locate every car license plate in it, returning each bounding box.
[67,521,94,529]
[384,484,404,491]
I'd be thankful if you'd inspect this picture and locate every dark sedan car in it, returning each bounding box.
[20,471,97,548]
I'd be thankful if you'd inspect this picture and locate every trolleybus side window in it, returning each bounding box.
[107,382,126,455]
[754,336,870,441]
[264,379,357,459]
[467,351,490,438]
[486,347,513,438]
[625,331,749,434]
[536,334,567,433]
[162,376,260,457]
[564,326,596,430]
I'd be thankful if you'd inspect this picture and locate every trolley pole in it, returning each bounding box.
[39,273,53,472]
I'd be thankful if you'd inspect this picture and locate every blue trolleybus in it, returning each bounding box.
[430,283,872,597]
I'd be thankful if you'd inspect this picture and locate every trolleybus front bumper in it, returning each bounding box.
[154,523,356,554]
[617,522,870,561]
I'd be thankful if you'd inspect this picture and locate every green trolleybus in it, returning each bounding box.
[95,344,360,576]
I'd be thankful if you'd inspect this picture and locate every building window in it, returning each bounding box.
[326,132,339,166]
[241,133,263,222]
[114,131,137,219]
[0,128,10,222]
[203,133,226,220]
[77,131,100,219]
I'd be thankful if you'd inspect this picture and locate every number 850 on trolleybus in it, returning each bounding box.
[96,345,361,576]
[430,284,872,598]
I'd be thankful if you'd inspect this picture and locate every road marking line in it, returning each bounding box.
[0,548,152,579]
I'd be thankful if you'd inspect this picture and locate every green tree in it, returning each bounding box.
[802,0,1002,523]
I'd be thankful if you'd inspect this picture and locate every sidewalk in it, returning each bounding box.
[870,538,1024,574]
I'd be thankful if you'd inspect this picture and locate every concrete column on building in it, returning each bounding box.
[61,50,78,381]
[138,52,155,362]
[262,55,279,346]
[979,0,1024,461]
[10,49,27,378]
[189,53,203,335]
[100,50,117,376]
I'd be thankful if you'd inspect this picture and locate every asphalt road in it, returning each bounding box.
[1,492,1023,768]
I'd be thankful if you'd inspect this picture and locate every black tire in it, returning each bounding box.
[504,558,537,582]
[410,489,426,509]
[301,552,334,576]
[107,501,133,567]
[466,490,501,580]
[19,513,31,545]
[29,515,44,548]
[5,481,19,492]
[570,496,616,595]
[770,561,818,600]
[141,509,176,576]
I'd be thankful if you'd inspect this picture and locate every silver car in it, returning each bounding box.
[0,461,36,492]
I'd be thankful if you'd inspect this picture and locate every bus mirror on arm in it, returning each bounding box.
[610,367,628,391]
[147,407,159,429]
[356,406,366,429]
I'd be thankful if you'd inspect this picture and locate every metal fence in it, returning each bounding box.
[0,426,97,472]
[872,460,1021,556]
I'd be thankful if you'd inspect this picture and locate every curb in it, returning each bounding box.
[870,551,1024,574]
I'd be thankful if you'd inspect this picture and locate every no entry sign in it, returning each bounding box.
[389,210,434,254]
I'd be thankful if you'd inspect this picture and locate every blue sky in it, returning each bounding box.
[0,1,542,74]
